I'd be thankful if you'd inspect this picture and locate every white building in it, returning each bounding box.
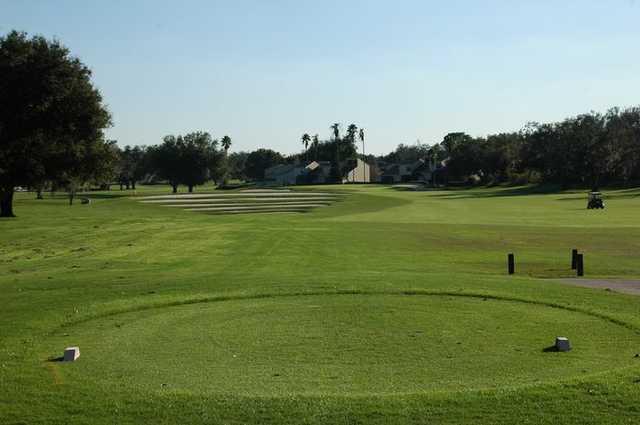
[343,158,371,183]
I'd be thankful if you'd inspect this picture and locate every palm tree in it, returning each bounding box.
[312,134,320,160]
[346,123,358,146]
[330,123,341,182]
[331,123,340,141]
[221,135,232,154]
[359,128,367,182]
[301,133,311,161]
[220,135,232,185]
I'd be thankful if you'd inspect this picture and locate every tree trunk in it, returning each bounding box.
[36,188,43,199]
[125,181,130,190]
[188,185,194,193]
[120,183,123,190]
[131,181,136,190]
[69,190,75,205]
[0,188,16,218]
[172,184,178,194]
[336,143,341,183]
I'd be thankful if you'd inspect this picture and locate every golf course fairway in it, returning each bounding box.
[1,184,639,424]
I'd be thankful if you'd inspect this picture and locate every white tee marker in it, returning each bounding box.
[555,337,571,352]
[63,346,80,362]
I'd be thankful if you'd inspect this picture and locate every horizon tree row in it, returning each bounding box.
[435,107,640,189]
[117,107,640,191]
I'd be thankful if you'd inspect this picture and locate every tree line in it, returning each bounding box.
[115,133,232,194]
[226,109,640,190]
[113,123,364,190]
[431,107,640,189]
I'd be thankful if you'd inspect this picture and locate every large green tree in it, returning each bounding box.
[181,132,221,192]
[151,132,221,193]
[117,145,148,190]
[227,151,249,181]
[149,137,182,193]
[0,31,112,217]
[61,138,119,205]
[382,142,432,164]
[244,149,283,180]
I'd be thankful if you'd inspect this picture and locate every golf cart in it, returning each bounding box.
[587,192,605,209]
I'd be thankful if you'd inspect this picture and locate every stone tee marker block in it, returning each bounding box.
[555,337,571,352]
[63,346,80,362]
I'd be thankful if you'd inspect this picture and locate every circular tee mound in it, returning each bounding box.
[44,293,638,396]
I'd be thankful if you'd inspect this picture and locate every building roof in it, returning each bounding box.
[305,161,320,171]
[305,161,332,172]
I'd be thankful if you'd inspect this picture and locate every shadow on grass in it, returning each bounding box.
[82,192,138,200]
[428,184,564,199]
[389,184,432,192]
[425,184,640,200]
[25,192,135,201]
[47,356,65,362]
[542,346,560,353]
[556,188,640,201]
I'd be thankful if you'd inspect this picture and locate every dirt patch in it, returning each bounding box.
[556,279,640,296]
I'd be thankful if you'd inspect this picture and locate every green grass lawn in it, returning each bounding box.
[1,184,640,424]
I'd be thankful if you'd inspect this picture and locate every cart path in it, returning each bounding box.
[555,279,640,296]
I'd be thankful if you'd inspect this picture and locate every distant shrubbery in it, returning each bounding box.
[434,107,640,189]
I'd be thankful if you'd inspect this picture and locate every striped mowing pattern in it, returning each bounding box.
[136,190,341,215]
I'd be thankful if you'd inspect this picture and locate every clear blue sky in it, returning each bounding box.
[3,0,640,154]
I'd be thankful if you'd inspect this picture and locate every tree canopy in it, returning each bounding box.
[0,30,112,216]
[413,107,640,188]
[149,132,222,193]
[117,145,148,190]
[244,149,283,180]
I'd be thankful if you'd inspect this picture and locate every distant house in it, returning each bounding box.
[376,159,434,184]
[264,164,305,185]
[264,159,376,186]
[343,158,372,183]
[264,161,333,186]
[412,160,435,183]
[303,161,332,184]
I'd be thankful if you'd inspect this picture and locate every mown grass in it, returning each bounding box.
[1,184,640,424]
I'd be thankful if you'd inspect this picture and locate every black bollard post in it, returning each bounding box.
[508,253,515,275]
[576,253,584,277]
[571,249,578,270]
